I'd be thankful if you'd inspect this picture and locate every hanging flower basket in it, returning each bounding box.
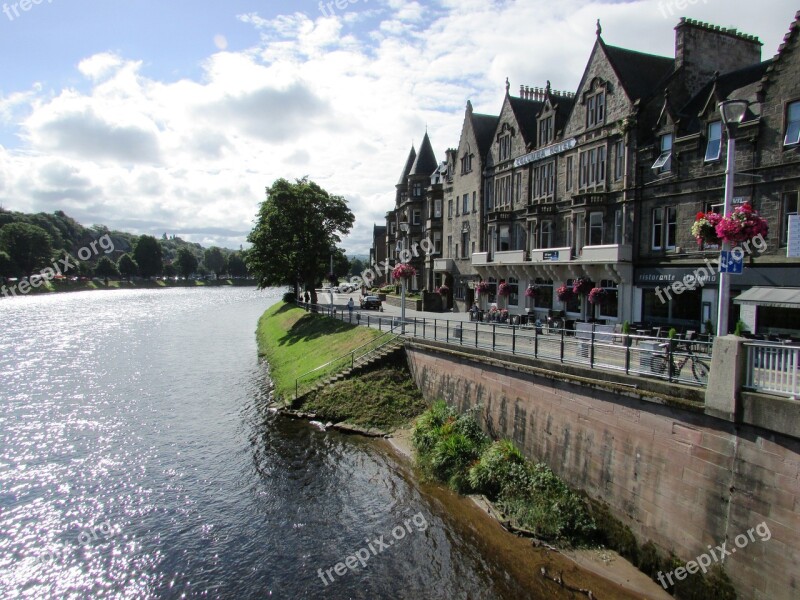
[475,281,490,295]
[715,203,769,244]
[588,287,606,305]
[524,285,538,298]
[691,211,722,245]
[572,277,593,296]
[392,263,417,280]
[437,285,449,296]
[556,284,574,302]
[498,282,512,297]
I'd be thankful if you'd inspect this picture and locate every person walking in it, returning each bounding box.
[347,297,354,318]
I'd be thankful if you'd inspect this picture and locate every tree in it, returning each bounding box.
[176,247,198,277]
[349,257,365,277]
[0,222,53,275]
[0,250,15,278]
[163,263,177,277]
[117,253,138,280]
[203,247,226,279]
[95,257,120,279]
[247,178,354,299]
[133,235,162,278]
[227,252,248,277]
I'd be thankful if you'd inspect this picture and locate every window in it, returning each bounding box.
[578,146,606,189]
[564,215,573,249]
[514,173,522,203]
[462,194,469,215]
[652,208,664,250]
[666,206,677,249]
[586,92,606,128]
[533,162,555,199]
[614,209,623,244]
[433,232,442,254]
[447,235,452,258]
[589,212,603,246]
[485,180,494,211]
[499,226,510,251]
[412,210,421,225]
[455,197,460,216]
[614,140,624,181]
[533,278,553,310]
[390,223,396,235]
[507,277,519,307]
[785,101,800,146]
[576,214,585,252]
[540,220,554,249]
[566,156,574,191]
[782,191,799,246]
[597,280,619,318]
[705,122,722,162]
[653,134,673,173]
[499,135,512,161]
[447,200,453,218]
[434,199,442,218]
[472,191,476,212]
[539,116,554,146]
[461,231,469,259]
[461,153,473,174]
[413,183,423,197]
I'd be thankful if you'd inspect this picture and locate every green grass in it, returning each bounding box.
[298,365,427,430]
[256,301,382,402]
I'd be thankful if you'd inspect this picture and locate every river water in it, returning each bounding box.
[0,286,583,600]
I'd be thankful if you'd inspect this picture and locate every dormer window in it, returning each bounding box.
[705,122,722,162]
[499,135,512,161]
[586,91,606,129]
[652,133,673,173]
[412,183,422,197]
[785,101,800,146]
[460,153,473,174]
[539,115,554,146]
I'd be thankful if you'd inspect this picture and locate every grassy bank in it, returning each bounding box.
[256,301,382,402]
[411,401,737,599]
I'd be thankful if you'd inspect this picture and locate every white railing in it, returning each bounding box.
[745,342,800,399]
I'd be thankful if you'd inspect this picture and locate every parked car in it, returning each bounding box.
[360,295,382,310]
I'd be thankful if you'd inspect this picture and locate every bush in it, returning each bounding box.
[468,439,526,499]
[282,291,297,303]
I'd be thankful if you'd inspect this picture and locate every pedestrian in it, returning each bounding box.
[304,291,310,303]
[347,297,354,316]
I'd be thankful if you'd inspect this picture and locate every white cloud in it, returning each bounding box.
[0,0,796,253]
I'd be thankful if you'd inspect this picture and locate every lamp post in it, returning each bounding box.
[329,245,336,316]
[717,99,749,337]
[398,222,410,334]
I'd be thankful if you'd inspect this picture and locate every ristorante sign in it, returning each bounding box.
[514,138,577,168]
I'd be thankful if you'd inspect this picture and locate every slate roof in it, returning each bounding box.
[397,146,416,185]
[471,112,498,157]
[410,132,438,177]
[603,43,675,102]
[508,96,545,146]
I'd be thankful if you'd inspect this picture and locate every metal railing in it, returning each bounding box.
[293,324,403,399]
[296,302,713,387]
[744,342,800,399]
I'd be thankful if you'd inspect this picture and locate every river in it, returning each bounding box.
[0,287,630,600]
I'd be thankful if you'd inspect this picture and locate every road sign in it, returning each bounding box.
[719,250,743,274]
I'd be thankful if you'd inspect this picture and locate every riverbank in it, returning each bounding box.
[0,277,257,299]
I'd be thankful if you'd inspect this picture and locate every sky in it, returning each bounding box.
[0,0,796,254]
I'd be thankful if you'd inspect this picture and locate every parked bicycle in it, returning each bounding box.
[651,338,710,384]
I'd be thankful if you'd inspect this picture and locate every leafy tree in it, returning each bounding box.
[349,257,365,277]
[227,252,248,277]
[176,247,198,277]
[95,257,120,278]
[203,247,226,279]
[0,250,16,277]
[0,222,53,275]
[247,177,354,299]
[163,263,177,277]
[133,235,163,278]
[117,253,138,280]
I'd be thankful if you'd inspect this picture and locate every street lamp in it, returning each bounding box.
[717,99,749,336]
[398,222,410,334]
[330,245,336,316]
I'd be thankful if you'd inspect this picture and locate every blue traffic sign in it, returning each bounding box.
[719,250,743,274]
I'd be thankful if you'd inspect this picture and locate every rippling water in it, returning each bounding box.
[0,287,552,599]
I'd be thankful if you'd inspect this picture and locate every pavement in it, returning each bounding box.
[317,290,473,322]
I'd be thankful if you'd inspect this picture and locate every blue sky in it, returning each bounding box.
[0,0,797,252]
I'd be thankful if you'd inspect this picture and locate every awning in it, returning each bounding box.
[734,287,800,309]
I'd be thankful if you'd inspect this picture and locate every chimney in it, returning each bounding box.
[675,17,762,97]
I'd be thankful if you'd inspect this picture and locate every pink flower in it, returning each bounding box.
[588,287,606,305]
[572,277,593,296]
[556,284,574,302]
[392,263,417,280]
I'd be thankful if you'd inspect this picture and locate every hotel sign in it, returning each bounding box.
[514,138,577,168]
[543,251,560,261]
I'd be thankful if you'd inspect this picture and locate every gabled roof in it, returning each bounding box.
[397,145,416,185]
[508,96,545,146]
[758,10,800,95]
[471,112,498,157]
[410,132,438,177]
[679,60,772,133]
[603,42,674,102]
